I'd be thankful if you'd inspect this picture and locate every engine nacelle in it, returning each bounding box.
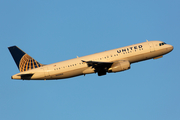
[108,60,130,73]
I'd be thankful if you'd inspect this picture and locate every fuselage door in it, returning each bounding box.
[148,42,155,52]
[43,67,50,78]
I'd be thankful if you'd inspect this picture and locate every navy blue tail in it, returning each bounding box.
[8,46,43,72]
[8,46,25,69]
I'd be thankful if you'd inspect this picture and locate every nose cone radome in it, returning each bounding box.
[167,45,174,53]
[169,45,174,52]
[171,45,174,51]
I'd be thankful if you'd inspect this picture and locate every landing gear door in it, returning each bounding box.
[148,42,155,52]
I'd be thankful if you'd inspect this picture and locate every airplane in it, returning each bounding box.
[8,40,173,80]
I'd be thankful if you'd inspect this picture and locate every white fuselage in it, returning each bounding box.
[12,41,173,80]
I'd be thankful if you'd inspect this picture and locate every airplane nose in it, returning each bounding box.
[167,45,174,52]
[170,45,174,51]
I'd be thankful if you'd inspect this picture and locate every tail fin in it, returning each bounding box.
[8,46,43,72]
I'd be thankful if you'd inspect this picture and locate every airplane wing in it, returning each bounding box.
[82,60,113,67]
[82,60,113,76]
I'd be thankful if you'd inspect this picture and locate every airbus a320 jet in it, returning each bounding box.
[8,40,173,80]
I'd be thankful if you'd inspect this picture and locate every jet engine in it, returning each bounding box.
[108,60,130,73]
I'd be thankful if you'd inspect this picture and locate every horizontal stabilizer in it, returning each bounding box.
[17,73,34,77]
[12,73,34,80]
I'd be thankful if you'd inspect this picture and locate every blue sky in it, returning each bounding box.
[0,0,180,120]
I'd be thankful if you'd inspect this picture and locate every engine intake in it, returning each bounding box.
[108,60,130,73]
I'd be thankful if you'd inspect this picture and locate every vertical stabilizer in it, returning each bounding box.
[8,46,43,72]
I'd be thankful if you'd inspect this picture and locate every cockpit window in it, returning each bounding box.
[159,42,166,46]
